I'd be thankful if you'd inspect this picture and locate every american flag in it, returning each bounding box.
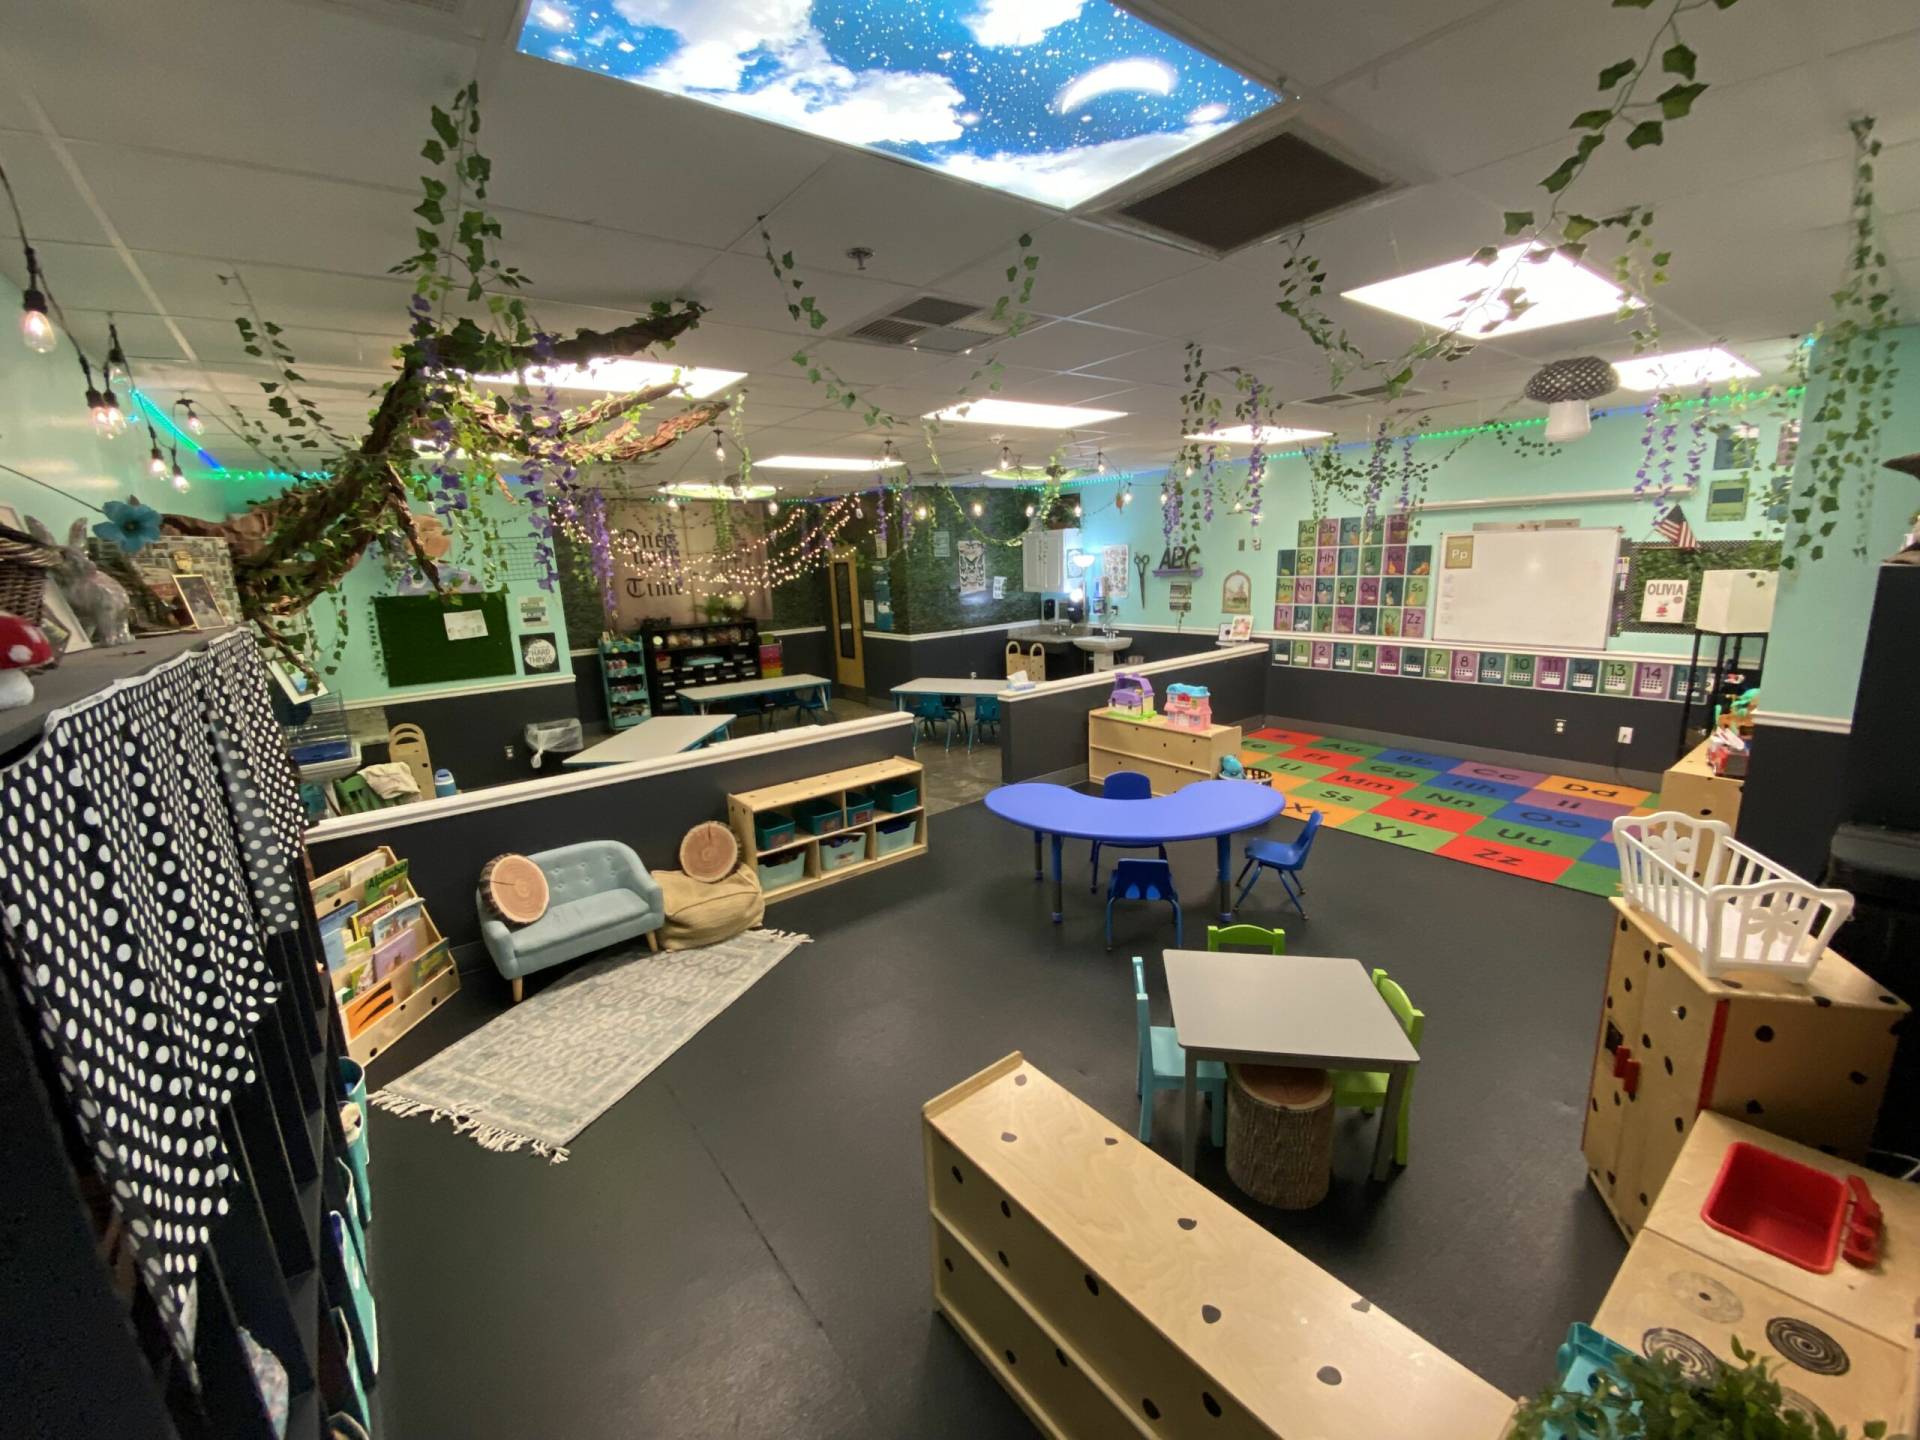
[1653,504,1696,550]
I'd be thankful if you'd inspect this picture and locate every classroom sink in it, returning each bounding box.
[1007,626,1081,647]
[1071,635,1132,654]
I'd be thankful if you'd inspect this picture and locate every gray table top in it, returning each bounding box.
[1163,951,1419,1070]
[889,677,1010,698]
[563,714,735,766]
[676,672,829,702]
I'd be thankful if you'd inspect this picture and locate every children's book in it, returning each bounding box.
[368,897,424,949]
[361,859,412,907]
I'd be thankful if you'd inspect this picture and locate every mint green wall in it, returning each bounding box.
[1075,397,1794,657]
[0,277,225,538]
[1759,323,1920,721]
[219,473,571,704]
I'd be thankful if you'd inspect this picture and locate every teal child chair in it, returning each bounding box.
[1134,956,1226,1147]
[1090,770,1168,891]
[909,694,964,750]
[1206,923,1286,954]
[1106,857,1181,951]
[1330,967,1422,1168]
[971,696,1001,744]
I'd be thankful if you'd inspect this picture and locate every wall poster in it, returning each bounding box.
[1221,569,1252,614]
[956,539,987,596]
[1102,545,1130,598]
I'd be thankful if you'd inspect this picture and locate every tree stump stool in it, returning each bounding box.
[1225,1064,1334,1209]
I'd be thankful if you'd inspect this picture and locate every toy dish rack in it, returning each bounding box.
[1611,812,1852,982]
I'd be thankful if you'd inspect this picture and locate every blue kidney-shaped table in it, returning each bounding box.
[985,780,1289,924]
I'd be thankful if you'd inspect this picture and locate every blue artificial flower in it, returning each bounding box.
[92,498,163,554]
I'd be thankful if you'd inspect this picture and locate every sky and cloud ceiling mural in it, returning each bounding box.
[517,0,1281,208]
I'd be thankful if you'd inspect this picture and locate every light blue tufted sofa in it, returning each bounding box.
[476,841,665,1001]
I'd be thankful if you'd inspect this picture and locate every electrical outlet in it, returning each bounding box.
[1616,726,1634,745]
[1554,718,1566,735]
[504,744,516,760]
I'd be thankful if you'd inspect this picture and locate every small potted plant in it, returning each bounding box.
[1510,1338,1886,1439]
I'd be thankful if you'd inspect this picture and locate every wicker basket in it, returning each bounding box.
[1225,1064,1334,1209]
[0,523,58,625]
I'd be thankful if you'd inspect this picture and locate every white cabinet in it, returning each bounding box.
[1020,526,1079,592]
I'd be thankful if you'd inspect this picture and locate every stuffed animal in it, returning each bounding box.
[26,518,132,646]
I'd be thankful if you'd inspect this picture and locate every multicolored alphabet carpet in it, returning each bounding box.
[1240,728,1662,896]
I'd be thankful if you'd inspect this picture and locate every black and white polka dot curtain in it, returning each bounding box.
[0,633,302,1367]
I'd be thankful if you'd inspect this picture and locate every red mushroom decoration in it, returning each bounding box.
[0,613,54,711]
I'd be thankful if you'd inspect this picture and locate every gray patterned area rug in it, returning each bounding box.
[369,928,809,1162]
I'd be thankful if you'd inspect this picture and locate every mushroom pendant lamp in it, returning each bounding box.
[1525,356,1618,442]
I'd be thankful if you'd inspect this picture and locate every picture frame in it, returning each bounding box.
[172,572,224,629]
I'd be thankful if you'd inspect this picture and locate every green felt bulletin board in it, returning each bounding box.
[373,590,516,687]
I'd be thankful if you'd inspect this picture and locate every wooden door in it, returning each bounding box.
[827,549,865,692]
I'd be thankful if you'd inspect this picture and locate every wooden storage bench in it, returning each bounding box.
[1088,710,1242,795]
[924,1054,1514,1439]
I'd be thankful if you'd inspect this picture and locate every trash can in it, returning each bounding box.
[525,718,585,770]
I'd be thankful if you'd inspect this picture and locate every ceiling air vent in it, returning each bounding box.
[1300,385,1428,408]
[843,296,1004,354]
[1092,123,1396,258]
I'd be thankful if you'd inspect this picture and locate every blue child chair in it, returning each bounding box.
[1134,956,1226,1147]
[971,696,1001,745]
[1090,770,1168,891]
[1234,809,1323,917]
[1106,857,1181,951]
[787,682,831,727]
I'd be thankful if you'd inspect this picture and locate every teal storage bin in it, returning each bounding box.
[878,779,918,812]
[796,797,844,834]
[757,848,807,891]
[874,816,918,856]
[339,1057,372,1224]
[821,833,868,872]
[843,788,876,825]
[1543,1323,1636,1438]
[755,810,796,848]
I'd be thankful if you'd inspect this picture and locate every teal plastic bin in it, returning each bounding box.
[875,816,918,856]
[843,788,876,825]
[754,810,796,848]
[796,797,844,834]
[339,1057,372,1224]
[878,779,919,812]
[821,833,868,872]
[758,848,807,891]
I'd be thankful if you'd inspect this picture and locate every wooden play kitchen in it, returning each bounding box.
[727,757,927,903]
[1583,894,1905,1241]
[1088,709,1242,796]
[923,1054,1515,1440]
[1594,1112,1920,1435]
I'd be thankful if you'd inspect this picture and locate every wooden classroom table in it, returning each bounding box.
[1164,950,1418,1182]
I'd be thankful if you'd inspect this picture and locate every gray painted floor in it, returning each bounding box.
[364,785,1627,1438]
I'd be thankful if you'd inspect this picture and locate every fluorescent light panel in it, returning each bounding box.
[1185,424,1330,444]
[472,359,745,399]
[1342,245,1637,339]
[514,2,1282,210]
[662,481,776,500]
[928,398,1126,428]
[1611,346,1759,392]
[756,454,903,471]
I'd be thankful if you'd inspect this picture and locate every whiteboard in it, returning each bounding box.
[1431,528,1620,652]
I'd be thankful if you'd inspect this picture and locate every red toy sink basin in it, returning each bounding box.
[1700,1141,1881,1273]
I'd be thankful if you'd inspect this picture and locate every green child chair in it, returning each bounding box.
[1329,967,1422,1168]
[1134,956,1226,1148]
[1205,923,1286,955]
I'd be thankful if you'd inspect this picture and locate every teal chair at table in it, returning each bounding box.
[1134,956,1226,1147]
[1206,923,1286,955]
[970,696,1001,747]
[1330,967,1422,1168]
[787,681,831,727]
[1089,770,1167,891]
[1106,858,1181,951]
[908,693,965,751]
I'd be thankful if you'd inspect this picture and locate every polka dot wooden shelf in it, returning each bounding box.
[923,1054,1516,1439]
[1583,899,1906,1242]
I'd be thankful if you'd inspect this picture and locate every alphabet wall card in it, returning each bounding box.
[1221,570,1252,613]
[956,539,988,596]
[1640,577,1690,623]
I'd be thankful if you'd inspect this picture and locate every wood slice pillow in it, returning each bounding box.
[679,821,740,883]
[480,853,549,926]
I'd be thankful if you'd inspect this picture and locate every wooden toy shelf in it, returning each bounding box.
[1660,736,1744,828]
[727,757,928,904]
[924,1054,1514,1440]
[1088,710,1241,795]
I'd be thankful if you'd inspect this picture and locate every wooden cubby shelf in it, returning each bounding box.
[923,1054,1515,1439]
[728,757,928,904]
[1088,710,1242,796]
